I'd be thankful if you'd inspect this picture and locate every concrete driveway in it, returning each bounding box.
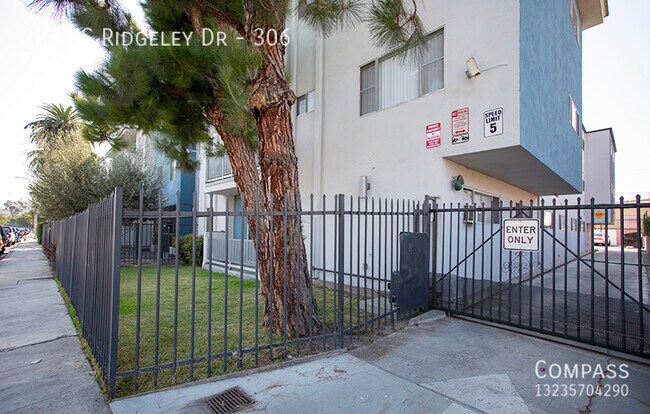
[351,313,650,414]
[439,247,650,356]
[532,247,649,303]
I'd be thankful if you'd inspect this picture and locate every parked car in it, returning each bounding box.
[0,226,8,248]
[10,227,19,244]
[2,226,15,246]
[16,227,27,242]
[0,228,5,255]
[11,227,21,244]
[594,232,610,246]
[623,232,640,248]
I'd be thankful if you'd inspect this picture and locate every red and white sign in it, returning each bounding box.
[425,123,441,149]
[451,107,470,144]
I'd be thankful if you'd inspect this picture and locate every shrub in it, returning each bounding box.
[179,234,203,265]
[36,222,43,244]
[644,216,650,237]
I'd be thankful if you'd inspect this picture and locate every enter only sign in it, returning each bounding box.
[502,218,540,252]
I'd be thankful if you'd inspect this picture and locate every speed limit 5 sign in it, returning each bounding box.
[484,107,503,138]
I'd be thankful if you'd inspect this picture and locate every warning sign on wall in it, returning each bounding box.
[426,123,441,149]
[502,218,540,252]
[483,107,503,138]
[451,107,469,144]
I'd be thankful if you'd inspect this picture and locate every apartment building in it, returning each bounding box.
[119,132,197,264]
[195,0,609,273]
[135,132,196,222]
[539,125,616,264]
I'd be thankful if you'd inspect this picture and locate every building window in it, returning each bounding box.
[544,211,554,228]
[570,218,577,231]
[570,0,582,44]
[360,29,444,115]
[360,62,378,115]
[297,90,315,116]
[170,160,176,181]
[463,189,500,224]
[569,96,580,134]
[559,215,565,231]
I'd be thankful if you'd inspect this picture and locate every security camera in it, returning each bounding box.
[465,57,481,78]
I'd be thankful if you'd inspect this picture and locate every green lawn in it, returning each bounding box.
[116,265,371,396]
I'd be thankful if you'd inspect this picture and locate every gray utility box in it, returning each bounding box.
[391,232,430,319]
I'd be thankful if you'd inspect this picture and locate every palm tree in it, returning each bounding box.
[29,0,430,338]
[25,103,80,145]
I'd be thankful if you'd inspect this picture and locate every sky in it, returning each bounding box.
[0,0,145,203]
[0,0,648,205]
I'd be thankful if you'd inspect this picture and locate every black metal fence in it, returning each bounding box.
[41,189,122,396]
[114,191,416,396]
[121,219,177,265]
[429,197,650,358]
[46,188,406,397]
[42,187,649,399]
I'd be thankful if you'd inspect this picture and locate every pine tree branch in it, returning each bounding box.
[193,0,246,36]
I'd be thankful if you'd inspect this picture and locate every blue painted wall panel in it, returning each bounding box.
[157,145,196,236]
[520,0,583,193]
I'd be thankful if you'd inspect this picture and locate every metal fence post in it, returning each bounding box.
[107,188,123,397]
[69,215,78,303]
[337,194,345,348]
[430,200,438,309]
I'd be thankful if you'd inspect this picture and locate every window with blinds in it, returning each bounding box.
[360,29,444,115]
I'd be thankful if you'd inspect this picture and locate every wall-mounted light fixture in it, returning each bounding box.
[452,175,465,191]
[465,57,481,78]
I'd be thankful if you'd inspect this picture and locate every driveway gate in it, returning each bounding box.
[427,197,650,358]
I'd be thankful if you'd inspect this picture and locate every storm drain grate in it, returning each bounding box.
[205,386,255,414]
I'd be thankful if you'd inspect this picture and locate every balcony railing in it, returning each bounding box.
[206,154,259,182]
[206,232,257,274]
[206,156,233,181]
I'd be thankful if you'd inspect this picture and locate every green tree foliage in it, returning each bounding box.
[0,211,10,225]
[30,0,431,337]
[25,103,80,144]
[29,0,428,170]
[3,200,30,220]
[36,222,44,244]
[27,104,161,220]
[179,234,203,265]
[107,149,161,211]
[14,212,34,228]
[29,134,108,220]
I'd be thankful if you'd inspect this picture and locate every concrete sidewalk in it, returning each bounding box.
[0,241,108,413]
[110,310,650,414]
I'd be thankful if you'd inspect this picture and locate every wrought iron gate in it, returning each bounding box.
[428,197,650,358]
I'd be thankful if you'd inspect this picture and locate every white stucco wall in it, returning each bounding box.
[301,0,528,208]
[584,128,616,204]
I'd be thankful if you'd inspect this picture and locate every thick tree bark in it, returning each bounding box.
[204,104,270,295]
[247,21,321,338]
[206,102,321,338]
[196,4,322,338]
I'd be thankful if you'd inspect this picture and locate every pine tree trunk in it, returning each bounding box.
[206,102,321,338]
[204,104,270,298]
[248,32,322,338]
